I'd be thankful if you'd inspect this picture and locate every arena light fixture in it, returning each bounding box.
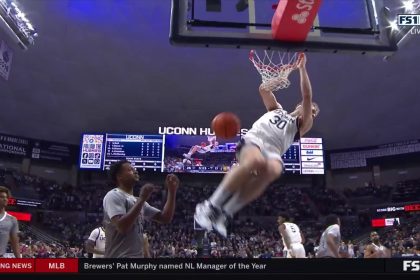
[402,0,420,12]
[402,0,415,12]
[0,0,37,50]
[389,20,399,31]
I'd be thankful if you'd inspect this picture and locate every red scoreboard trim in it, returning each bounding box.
[7,211,32,222]
[404,203,420,212]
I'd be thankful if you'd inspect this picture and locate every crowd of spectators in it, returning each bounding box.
[0,166,418,258]
[343,182,393,200]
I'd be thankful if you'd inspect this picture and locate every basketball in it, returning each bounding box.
[211,112,241,139]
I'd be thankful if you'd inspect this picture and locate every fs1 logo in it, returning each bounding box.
[403,260,420,271]
[398,14,420,25]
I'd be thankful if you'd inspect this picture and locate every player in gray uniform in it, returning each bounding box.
[316,215,342,258]
[103,160,180,258]
[0,186,20,258]
[195,53,319,237]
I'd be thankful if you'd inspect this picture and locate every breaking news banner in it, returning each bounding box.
[1,259,419,274]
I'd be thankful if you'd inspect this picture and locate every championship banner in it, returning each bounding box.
[0,133,30,158]
[0,40,13,80]
[0,132,78,164]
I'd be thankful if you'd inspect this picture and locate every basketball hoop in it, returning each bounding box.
[249,50,302,92]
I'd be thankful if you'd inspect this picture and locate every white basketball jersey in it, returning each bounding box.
[282,222,302,246]
[88,227,106,258]
[371,243,385,257]
[248,109,299,155]
[317,224,341,258]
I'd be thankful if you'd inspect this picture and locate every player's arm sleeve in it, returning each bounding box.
[143,202,161,221]
[103,192,126,220]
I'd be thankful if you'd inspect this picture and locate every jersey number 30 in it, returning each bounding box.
[270,115,287,129]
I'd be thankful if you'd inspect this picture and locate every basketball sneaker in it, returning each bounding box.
[194,200,220,232]
[213,213,230,238]
[183,153,192,160]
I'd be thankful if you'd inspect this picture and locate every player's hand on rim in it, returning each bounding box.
[296,52,306,69]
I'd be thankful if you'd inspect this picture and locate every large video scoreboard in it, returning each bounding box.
[103,134,164,171]
[79,133,324,175]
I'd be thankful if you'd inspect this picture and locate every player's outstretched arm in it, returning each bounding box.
[297,54,314,135]
[152,174,179,224]
[259,83,282,112]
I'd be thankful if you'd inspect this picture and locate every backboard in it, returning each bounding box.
[170,0,419,56]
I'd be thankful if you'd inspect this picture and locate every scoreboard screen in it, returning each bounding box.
[78,134,324,175]
[103,134,164,171]
[162,135,239,173]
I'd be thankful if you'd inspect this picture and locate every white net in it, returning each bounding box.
[249,50,301,92]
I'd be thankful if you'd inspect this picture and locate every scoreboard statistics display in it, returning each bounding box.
[103,134,164,171]
[79,134,324,175]
[282,138,324,175]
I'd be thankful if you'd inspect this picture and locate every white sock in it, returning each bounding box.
[209,186,232,209]
[222,193,246,217]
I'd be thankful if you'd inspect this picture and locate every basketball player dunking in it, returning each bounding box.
[277,213,306,258]
[183,136,218,160]
[194,53,319,237]
[364,231,391,258]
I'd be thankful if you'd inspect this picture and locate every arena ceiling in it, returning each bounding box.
[0,0,419,150]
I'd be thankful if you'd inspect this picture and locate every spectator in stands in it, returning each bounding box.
[348,240,355,258]
[3,165,418,259]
